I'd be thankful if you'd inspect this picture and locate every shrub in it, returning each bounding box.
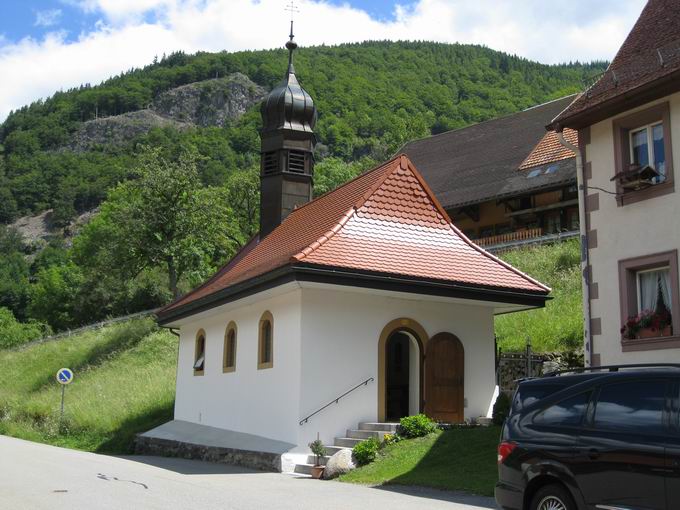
[492,392,512,426]
[353,437,380,466]
[308,438,327,465]
[0,307,50,349]
[398,414,437,438]
[382,433,401,446]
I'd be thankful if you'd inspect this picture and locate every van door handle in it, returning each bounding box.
[588,448,600,460]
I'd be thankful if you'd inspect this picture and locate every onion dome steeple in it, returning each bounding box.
[259,21,317,239]
[261,21,317,134]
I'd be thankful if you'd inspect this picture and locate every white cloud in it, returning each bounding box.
[69,0,173,23]
[34,8,63,27]
[0,0,647,121]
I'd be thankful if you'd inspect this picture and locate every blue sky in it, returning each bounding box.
[1,1,92,42]
[0,0,646,121]
[0,1,407,43]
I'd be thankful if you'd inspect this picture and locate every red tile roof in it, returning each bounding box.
[519,128,578,170]
[551,0,680,129]
[160,155,549,318]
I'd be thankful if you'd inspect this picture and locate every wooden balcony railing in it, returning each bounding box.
[475,228,543,247]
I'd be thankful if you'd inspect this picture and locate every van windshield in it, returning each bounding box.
[512,384,564,413]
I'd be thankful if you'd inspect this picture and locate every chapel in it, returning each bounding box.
[147,26,550,473]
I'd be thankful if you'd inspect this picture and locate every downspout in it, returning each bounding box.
[557,130,592,367]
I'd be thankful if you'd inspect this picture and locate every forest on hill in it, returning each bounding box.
[0,40,602,341]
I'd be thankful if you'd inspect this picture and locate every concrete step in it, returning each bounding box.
[324,445,350,456]
[346,429,386,440]
[334,437,363,448]
[358,422,399,432]
[294,463,314,475]
[306,455,330,466]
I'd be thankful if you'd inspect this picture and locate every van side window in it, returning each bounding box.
[534,392,591,427]
[512,384,563,413]
[593,380,666,434]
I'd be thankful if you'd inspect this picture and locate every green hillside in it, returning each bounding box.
[495,239,582,352]
[0,41,604,223]
[0,318,176,453]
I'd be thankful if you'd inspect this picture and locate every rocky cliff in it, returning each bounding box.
[152,72,266,127]
[69,72,266,151]
[70,110,190,151]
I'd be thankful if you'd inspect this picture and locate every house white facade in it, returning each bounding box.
[580,92,680,365]
[550,0,680,367]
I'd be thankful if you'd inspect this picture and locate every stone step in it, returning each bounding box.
[358,422,399,432]
[306,455,330,466]
[294,463,314,475]
[346,429,386,440]
[324,445,350,456]
[334,437,363,448]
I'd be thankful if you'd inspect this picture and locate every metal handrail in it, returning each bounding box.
[299,377,374,426]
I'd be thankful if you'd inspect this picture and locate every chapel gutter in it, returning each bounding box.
[292,264,550,307]
[556,130,592,367]
[156,266,296,325]
[157,263,550,325]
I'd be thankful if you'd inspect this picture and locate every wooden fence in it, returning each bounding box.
[475,228,543,247]
[17,308,159,350]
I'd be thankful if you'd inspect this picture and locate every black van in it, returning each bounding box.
[495,364,680,510]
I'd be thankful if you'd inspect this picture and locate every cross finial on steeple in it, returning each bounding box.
[285,0,299,23]
[284,0,299,72]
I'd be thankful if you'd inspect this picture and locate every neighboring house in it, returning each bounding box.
[402,97,580,248]
[549,0,680,366]
[147,30,550,472]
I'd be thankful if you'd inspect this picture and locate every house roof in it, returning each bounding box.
[401,96,577,209]
[519,128,578,170]
[498,157,575,200]
[158,155,550,323]
[550,0,680,130]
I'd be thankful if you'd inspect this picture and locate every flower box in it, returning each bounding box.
[621,308,672,340]
[637,325,672,339]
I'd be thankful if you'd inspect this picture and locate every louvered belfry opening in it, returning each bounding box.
[258,24,317,238]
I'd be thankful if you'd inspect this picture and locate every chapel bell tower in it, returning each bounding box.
[259,21,317,238]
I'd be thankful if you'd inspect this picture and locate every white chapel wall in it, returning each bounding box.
[297,284,496,448]
[174,287,303,446]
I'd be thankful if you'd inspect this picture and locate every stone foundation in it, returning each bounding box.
[134,435,282,472]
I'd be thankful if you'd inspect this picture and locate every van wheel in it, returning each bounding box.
[530,483,575,510]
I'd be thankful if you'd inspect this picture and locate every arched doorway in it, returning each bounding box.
[378,319,428,422]
[424,332,464,423]
[385,331,419,421]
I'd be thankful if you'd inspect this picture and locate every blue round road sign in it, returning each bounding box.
[56,368,74,385]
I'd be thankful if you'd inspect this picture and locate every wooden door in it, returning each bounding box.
[424,333,464,422]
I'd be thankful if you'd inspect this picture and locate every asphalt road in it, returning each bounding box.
[0,435,497,510]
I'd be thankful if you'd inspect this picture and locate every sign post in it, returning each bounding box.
[56,368,74,421]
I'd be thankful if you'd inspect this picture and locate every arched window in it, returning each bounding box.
[223,322,237,373]
[258,311,274,369]
[194,329,206,376]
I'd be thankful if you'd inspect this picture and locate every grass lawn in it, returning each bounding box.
[0,318,177,453]
[495,238,582,352]
[340,427,500,496]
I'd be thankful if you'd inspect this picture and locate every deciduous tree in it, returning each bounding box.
[75,147,241,299]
